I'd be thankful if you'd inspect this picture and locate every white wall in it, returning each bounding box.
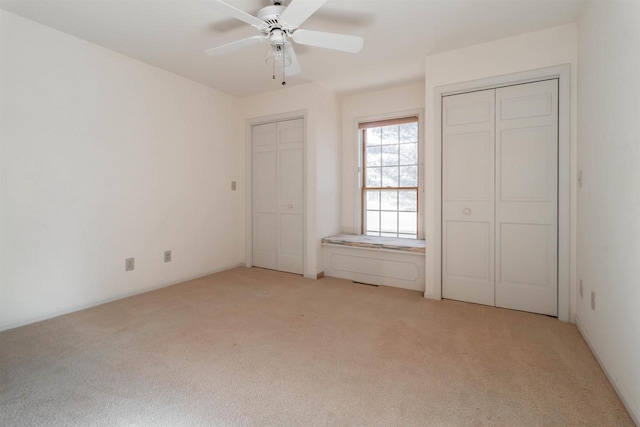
[341,82,425,235]
[576,1,640,423]
[423,24,579,318]
[314,88,342,272]
[240,82,341,277]
[0,11,244,330]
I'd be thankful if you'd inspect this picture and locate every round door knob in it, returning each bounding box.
[463,208,471,215]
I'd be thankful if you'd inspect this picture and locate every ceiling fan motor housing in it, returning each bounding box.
[257,5,286,27]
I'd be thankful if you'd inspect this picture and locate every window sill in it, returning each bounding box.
[321,234,425,254]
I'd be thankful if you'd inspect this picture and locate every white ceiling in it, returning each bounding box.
[0,0,583,97]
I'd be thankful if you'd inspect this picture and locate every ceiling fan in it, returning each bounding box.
[205,0,364,85]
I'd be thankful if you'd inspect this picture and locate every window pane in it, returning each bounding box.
[380,190,398,210]
[366,190,380,210]
[381,144,399,166]
[399,165,418,187]
[399,212,417,234]
[366,146,382,167]
[366,211,380,231]
[399,190,417,211]
[366,231,381,237]
[381,232,398,237]
[380,211,398,233]
[399,143,418,165]
[366,167,381,187]
[400,123,418,143]
[366,127,382,146]
[381,166,399,187]
[382,125,398,145]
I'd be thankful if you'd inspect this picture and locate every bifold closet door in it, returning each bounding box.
[252,119,304,275]
[495,80,558,316]
[442,80,559,316]
[442,89,496,306]
[275,119,304,274]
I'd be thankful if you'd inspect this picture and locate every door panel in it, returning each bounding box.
[277,119,304,274]
[252,123,277,270]
[500,127,551,201]
[446,221,491,280]
[253,213,277,268]
[442,89,495,306]
[495,79,558,316]
[278,213,304,274]
[445,132,493,201]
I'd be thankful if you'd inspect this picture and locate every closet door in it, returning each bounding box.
[276,119,304,274]
[495,80,558,316]
[252,119,304,275]
[442,89,496,306]
[252,122,278,270]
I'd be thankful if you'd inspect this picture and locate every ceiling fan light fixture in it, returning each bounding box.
[265,44,292,68]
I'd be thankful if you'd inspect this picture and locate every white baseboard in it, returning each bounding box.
[0,263,245,332]
[576,316,639,426]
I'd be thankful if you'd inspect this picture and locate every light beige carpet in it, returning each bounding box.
[0,267,633,426]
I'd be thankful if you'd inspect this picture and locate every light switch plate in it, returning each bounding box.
[164,250,172,263]
[125,257,134,271]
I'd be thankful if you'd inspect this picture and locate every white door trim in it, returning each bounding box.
[244,110,309,276]
[431,64,571,322]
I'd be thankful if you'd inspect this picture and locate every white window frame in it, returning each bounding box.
[354,109,425,239]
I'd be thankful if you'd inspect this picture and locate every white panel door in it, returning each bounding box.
[252,122,278,270]
[276,119,304,274]
[442,89,496,306]
[495,80,558,315]
[252,119,304,275]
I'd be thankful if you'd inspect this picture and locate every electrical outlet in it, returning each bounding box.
[164,250,172,263]
[579,279,583,298]
[591,291,596,310]
[125,257,135,271]
[231,181,237,191]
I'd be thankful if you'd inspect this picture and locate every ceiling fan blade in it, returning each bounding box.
[205,35,267,55]
[292,29,364,53]
[279,0,327,28]
[212,0,265,28]
[285,44,301,76]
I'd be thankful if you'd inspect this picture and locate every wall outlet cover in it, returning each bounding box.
[125,257,135,271]
[591,291,596,310]
[164,250,172,263]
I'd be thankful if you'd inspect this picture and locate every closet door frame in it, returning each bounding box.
[431,65,572,322]
[245,110,310,278]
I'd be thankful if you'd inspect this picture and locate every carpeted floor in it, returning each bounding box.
[0,267,633,426]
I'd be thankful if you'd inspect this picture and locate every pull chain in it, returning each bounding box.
[282,45,286,86]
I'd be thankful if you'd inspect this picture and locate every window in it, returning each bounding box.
[360,117,419,239]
